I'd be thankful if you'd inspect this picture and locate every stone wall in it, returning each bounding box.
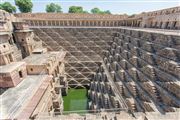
[14,6,180,29]
[89,28,180,114]
[32,28,116,87]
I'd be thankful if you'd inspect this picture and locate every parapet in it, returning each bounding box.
[0,75,51,119]
[14,6,180,30]
[0,62,27,87]
[23,51,66,75]
[13,21,30,30]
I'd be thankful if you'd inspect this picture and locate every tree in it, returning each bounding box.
[15,0,33,13]
[83,11,89,13]
[68,6,84,13]
[91,7,111,14]
[0,2,16,13]
[46,3,62,13]
[104,10,111,14]
[129,14,136,18]
[91,8,101,14]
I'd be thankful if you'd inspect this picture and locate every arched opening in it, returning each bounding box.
[90,21,93,26]
[69,21,72,26]
[86,21,89,26]
[56,21,59,26]
[98,21,101,26]
[8,54,13,62]
[12,34,16,43]
[55,69,58,77]
[172,21,177,29]
[48,21,51,26]
[43,21,46,26]
[159,22,163,28]
[73,21,76,26]
[19,71,23,78]
[107,21,109,26]
[165,21,169,29]
[137,21,141,27]
[150,22,153,28]
[64,21,68,26]
[77,21,80,26]
[82,21,85,26]
[34,21,37,26]
[8,39,13,45]
[52,21,56,26]
[154,22,158,28]
[102,21,106,26]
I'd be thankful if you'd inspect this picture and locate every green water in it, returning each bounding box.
[63,88,88,111]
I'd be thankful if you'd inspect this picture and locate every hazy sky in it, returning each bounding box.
[1,0,179,15]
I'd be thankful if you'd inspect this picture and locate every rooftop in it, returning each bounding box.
[14,13,128,20]
[0,75,50,119]
[23,51,66,65]
[0,62,26,73]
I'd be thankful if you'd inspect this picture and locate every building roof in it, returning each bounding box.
[0,62,26,73]
[22,51,66,65]
[14,13,128,20]
[0,75,50,119]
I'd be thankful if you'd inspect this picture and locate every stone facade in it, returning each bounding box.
[0,6,180,120]
[0,62,27,87]
[123,6,180,29]
[33,26,180,119]
[0,10,67,119]
[89,28,180,115]
[14,6,180,29]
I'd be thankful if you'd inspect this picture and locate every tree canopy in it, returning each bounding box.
[68,6,85,13]
[0,2,16,13]
[91,8,101,14]
[15,0,33,13]
[46,3,62,13]
[83,10,89,13]
[91,7,111,14]
[104,10,111,14]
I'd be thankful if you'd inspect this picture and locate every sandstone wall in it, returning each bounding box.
[89,28,180,114]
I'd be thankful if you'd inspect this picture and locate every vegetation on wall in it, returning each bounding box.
[0,2,16,13]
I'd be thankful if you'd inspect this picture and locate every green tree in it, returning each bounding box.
[0,2,16,13]
[68,6,84,13]
[15,0,33,13]
[83,10,89,13]
[91,7,101,14]
[91,7,111,14]
[46,3,62,13]
[104,10,111,14]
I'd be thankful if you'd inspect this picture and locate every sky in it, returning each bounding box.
[1,0,179,15]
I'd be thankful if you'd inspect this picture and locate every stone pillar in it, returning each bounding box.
[4,55,9,64]
[80,21,82,26]
[62,21,64,26]
[131,21,134,27]
[169,21,174,29]
[9,53,15,62]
